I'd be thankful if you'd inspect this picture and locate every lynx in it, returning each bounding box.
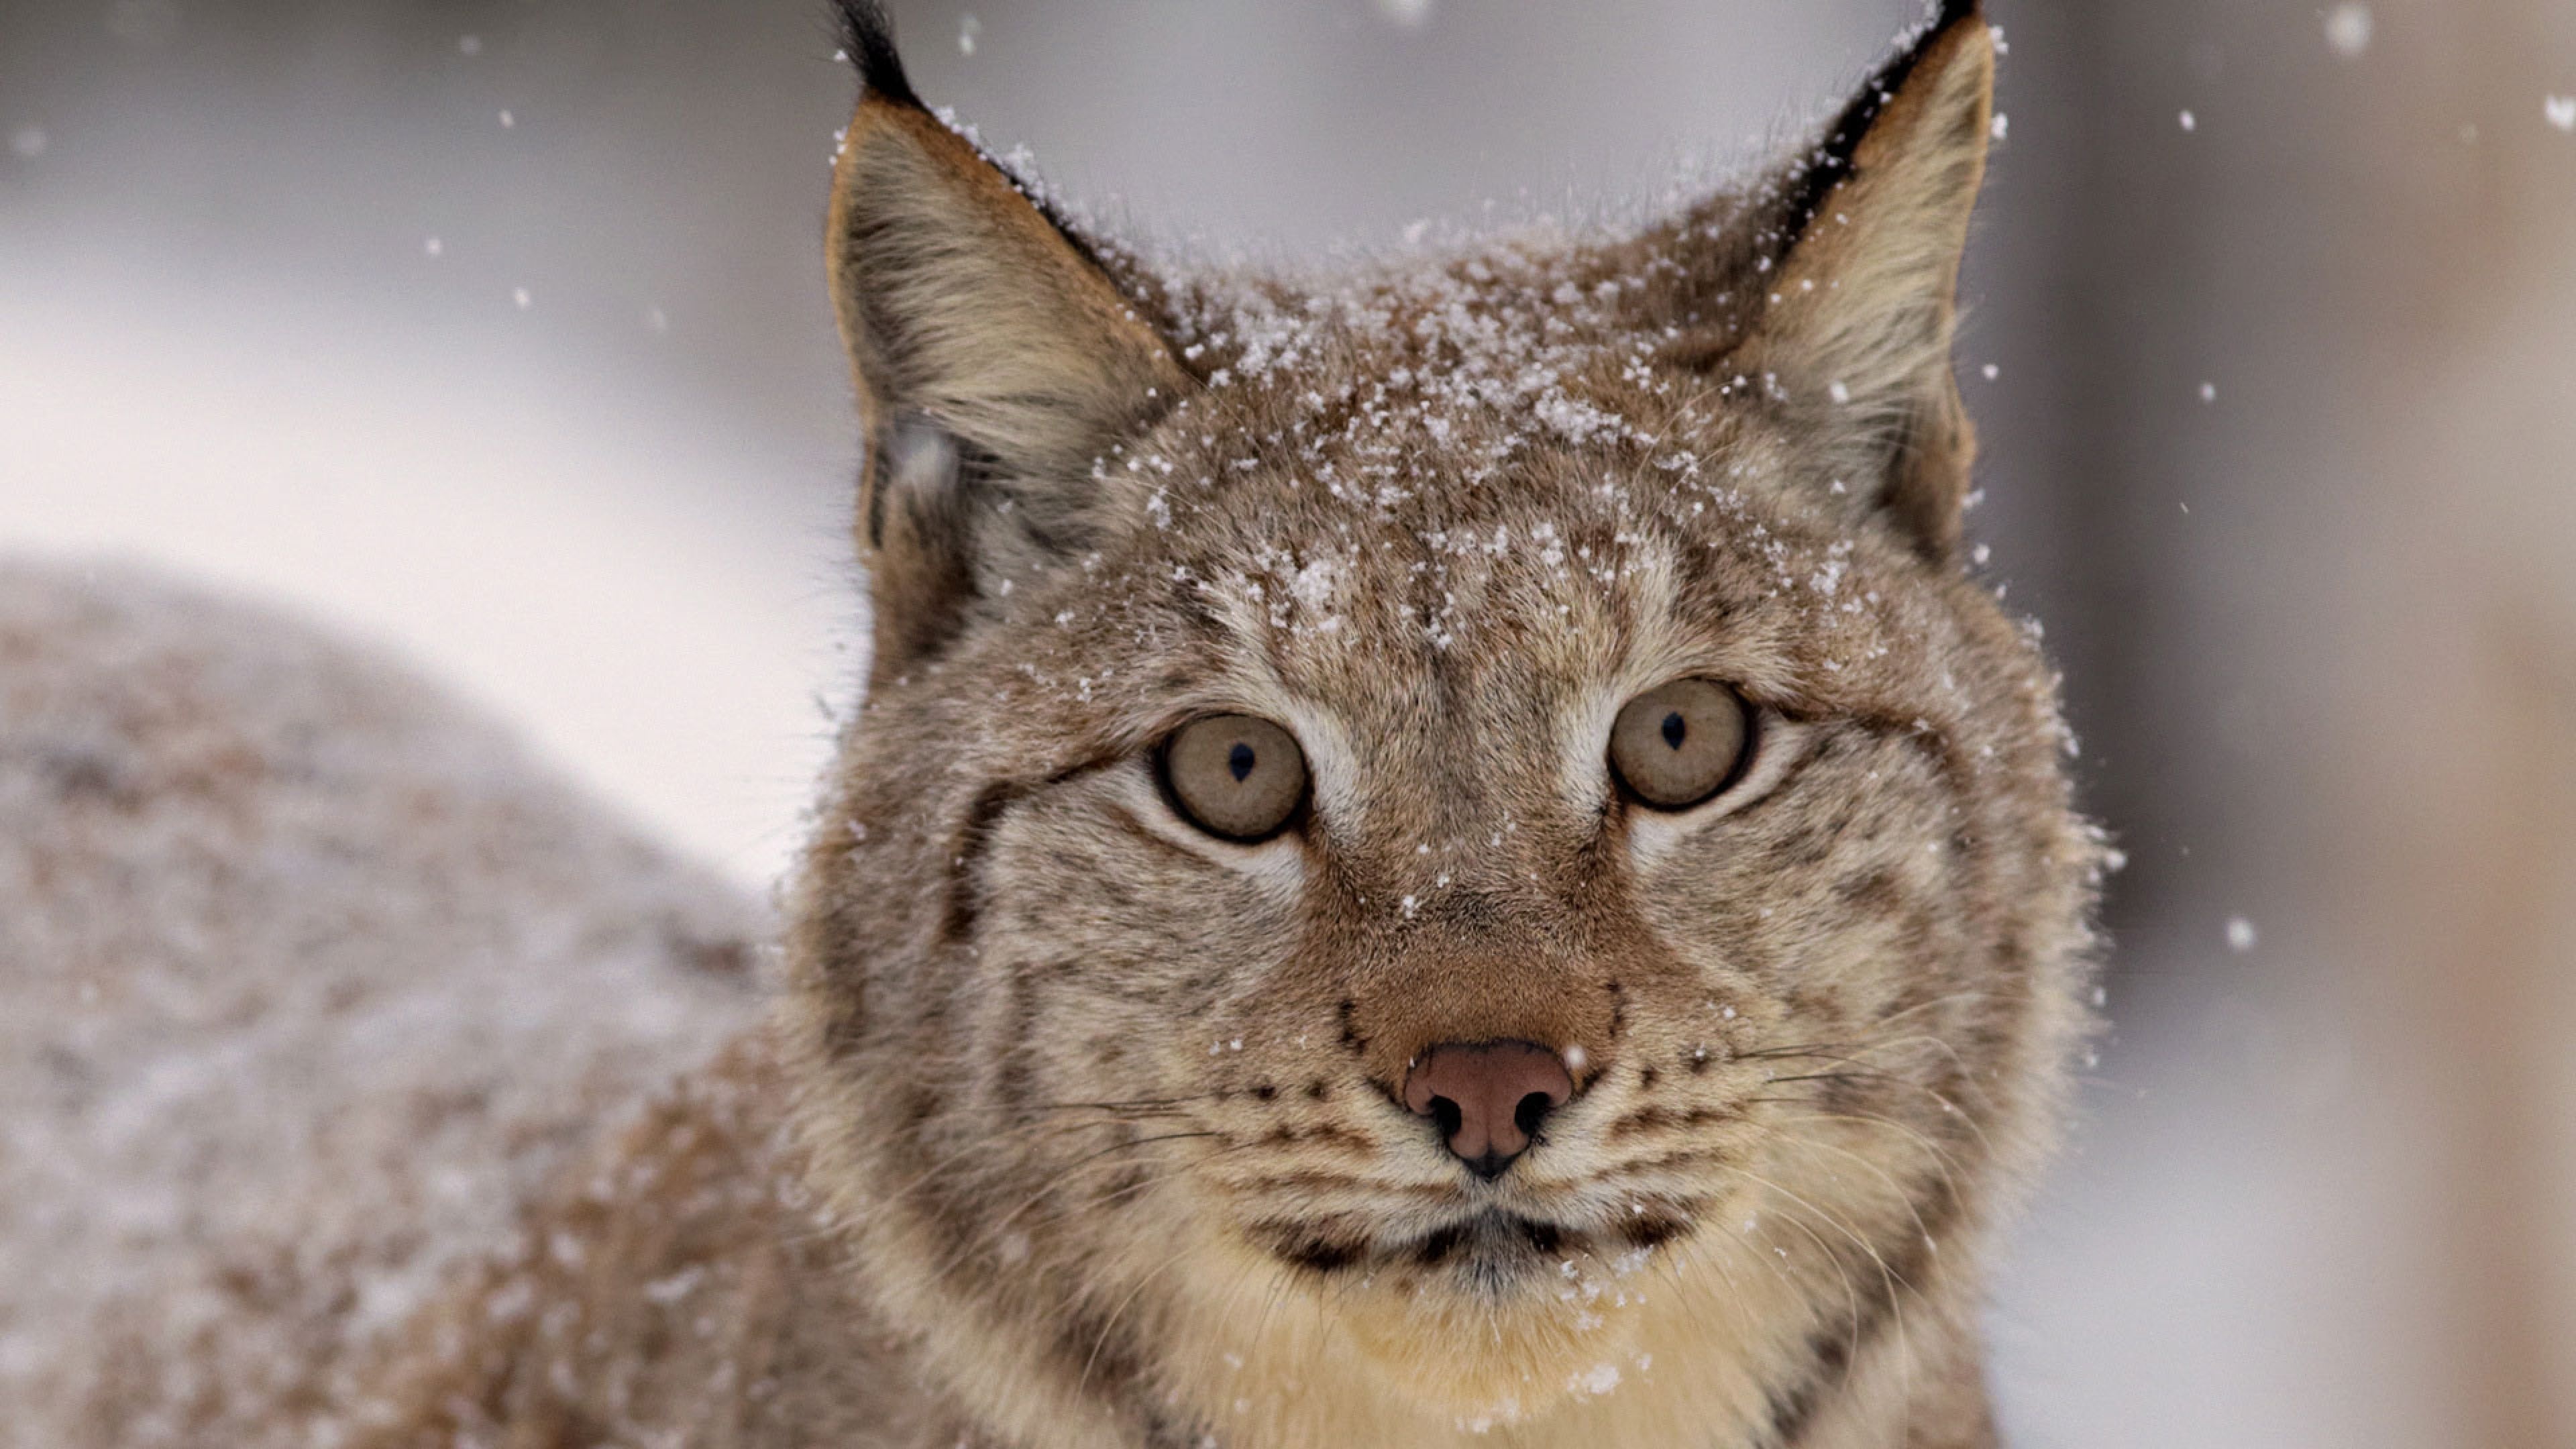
[773,2,2098,1441]
[21,1,2103,1446]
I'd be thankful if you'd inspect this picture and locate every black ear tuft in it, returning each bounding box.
[1777,0,1985,244]
[833,0,925,111]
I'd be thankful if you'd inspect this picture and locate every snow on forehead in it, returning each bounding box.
[1162,231,1689,469]
[1088,224,1886,658]
[1133,260,1749,546]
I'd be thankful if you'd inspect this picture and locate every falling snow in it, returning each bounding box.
[0,5,2235,1438]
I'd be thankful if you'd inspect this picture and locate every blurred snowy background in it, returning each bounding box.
[5,0,2574,1442]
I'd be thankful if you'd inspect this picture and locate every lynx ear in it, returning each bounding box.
[1743,1,1994,562]
[827,1,1189,676]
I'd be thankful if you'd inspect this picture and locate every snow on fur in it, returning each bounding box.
[0,559,764,1448]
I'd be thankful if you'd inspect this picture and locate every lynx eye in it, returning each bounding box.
[1609,679,1754,811]
[1160,714,1309,842]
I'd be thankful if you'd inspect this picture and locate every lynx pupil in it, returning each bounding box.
[1609,679,1752,810]
[1163,714,1309,841]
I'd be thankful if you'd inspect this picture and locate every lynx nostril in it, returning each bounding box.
[1512,1090,1554,1139]
[1428,1095,1464,1142]
[1401,1040,1580,1179]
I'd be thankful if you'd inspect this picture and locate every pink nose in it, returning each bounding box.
[1402,1040,1578,1179]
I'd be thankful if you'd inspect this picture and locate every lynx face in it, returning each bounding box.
[789,3,2096,1442]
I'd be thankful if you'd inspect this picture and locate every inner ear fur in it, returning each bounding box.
[1737,2,1996,562]
[826,1,1190,674]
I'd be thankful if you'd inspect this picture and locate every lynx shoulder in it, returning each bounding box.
[0,560,762,1448]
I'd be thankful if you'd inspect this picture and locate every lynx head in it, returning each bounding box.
[787,2,2099,1442]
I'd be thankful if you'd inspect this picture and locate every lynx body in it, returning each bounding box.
[18,3,2101,1446]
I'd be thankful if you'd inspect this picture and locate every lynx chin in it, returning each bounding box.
[57,1,2106,1445]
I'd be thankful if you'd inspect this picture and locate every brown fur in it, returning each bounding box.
[40,5,2102,1446]
[775,3,2098,1445]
